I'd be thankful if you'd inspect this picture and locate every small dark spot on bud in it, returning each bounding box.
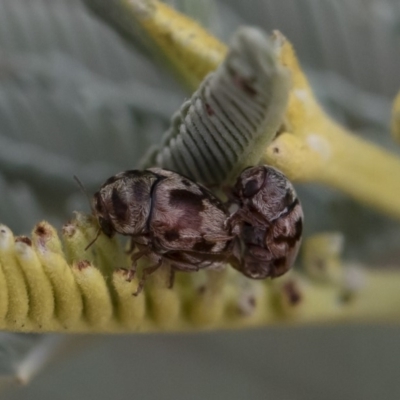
[248,296,256,308]
[338,290,354,304]
[229,70,257,96]
[0,229,6,234]
[237,294,258,316]
[205,103,214,116]
[273,147,280,154]
[62,223,76,237]
[15,236,32,246]
[77,260,91,270]
[35,224,47,236]
[283,281,302,306]
[198,285,206,295]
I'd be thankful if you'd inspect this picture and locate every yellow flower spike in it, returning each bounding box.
[146,264,182,329]
[112,269,146,330]
[339,263,367,304]
[33,221,64,255]
[62,221,97,266]
[133,0,226,88]
[299,270,400,323]
[31,222,83,328]
[391,90,400,143]
[270,274,305,320]
[1,219,400,331]
[264,132,323,182]
[73,213,128,277]
[0,225,29,327]
[71,261,113,329]
[302,232,345,284]
[227,279,272,328]
[83,0,227,90]
[189,269,228,327]
[14,236,55,327]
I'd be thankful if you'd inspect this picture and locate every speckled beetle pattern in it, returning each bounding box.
[89,165,302,294]
[227,165,303,279]
[91,168,233,294]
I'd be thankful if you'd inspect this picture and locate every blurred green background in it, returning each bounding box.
[0,0,399,398]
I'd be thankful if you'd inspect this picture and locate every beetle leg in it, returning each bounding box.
[168,268,176,289]
[125,238,136,254]
[126,249,149,281]
[130,249,148,264]
[133,260,162,296]
[169,259,201,272]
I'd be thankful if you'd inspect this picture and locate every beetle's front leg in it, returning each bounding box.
[133,258,163,296]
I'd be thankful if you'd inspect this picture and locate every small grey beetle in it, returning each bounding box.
[91,168,233,294]
[227,165,303,279]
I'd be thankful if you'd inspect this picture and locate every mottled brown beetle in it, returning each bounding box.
[90,168,233,294]
[227,165,303,279]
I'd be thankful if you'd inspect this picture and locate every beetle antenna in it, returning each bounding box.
[73,175,94,214]
[84,227,102,251]
[74,175,102,250]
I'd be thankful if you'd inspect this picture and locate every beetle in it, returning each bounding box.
[227,165,303,279]
[90,168,233,294]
